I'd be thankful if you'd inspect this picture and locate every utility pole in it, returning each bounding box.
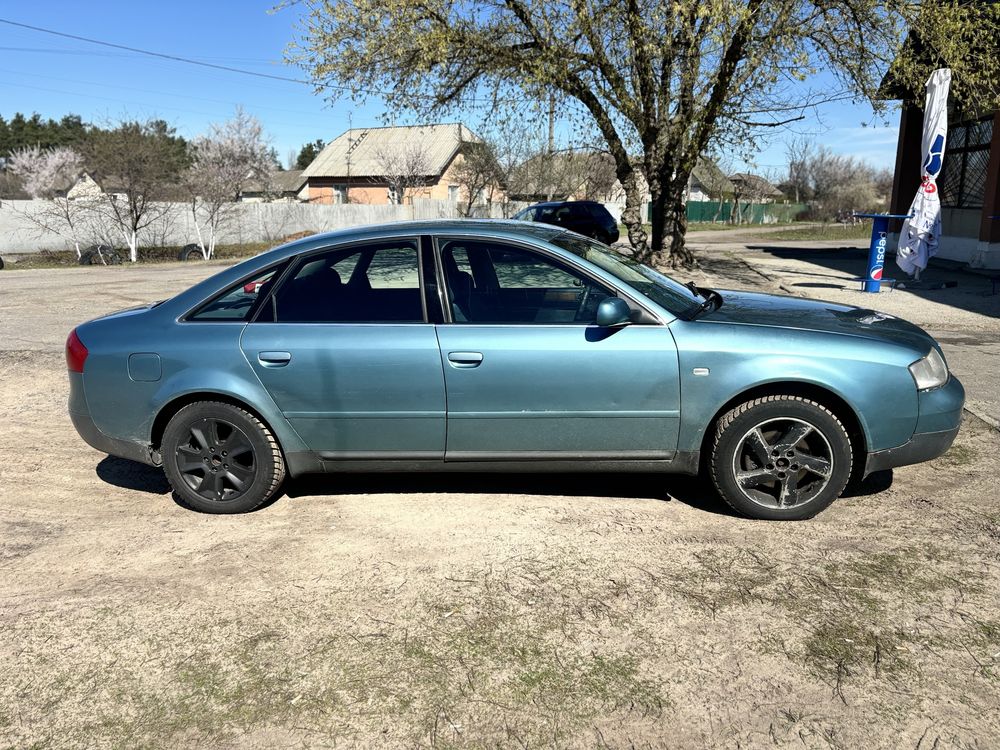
[547,89,555,156]
[345,111,353,204]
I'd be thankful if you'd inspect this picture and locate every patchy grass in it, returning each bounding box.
[7,559,668,748]
[936,443,976,467]
[737,222,873,241]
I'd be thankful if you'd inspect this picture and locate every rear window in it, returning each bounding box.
[189,267,281,322]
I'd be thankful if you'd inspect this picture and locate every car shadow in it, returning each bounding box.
[94,457,895,516]
[96,456,171,494]
[285,471,742,516]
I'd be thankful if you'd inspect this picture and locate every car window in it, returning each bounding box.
[440,240,612,324]
[189,267,280,322]
[586,203,615,226]
[551,233,701,318]
[269,241,423,323]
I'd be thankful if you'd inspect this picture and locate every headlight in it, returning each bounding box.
[908,348,949,390]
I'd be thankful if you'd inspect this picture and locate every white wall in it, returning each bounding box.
[0,198,637,255]
[0,199,533,254]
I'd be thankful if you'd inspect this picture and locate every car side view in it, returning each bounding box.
[67,220,964,520]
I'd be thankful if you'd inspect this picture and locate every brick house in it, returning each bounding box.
[300,123,489,205]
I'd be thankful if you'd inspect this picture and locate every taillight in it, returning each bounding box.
[66,329,89,373]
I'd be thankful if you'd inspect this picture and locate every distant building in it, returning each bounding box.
[510,154,733,206]
[239,169,307,203]
[687,160,734,202]
[728,173,785,204]
[300,123,491,205]
[62,171,128,202]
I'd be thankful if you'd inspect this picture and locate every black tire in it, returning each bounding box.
[710,396,852,520]
[161,401,285,514]
[178,243,204,261]
[79,245,123,266]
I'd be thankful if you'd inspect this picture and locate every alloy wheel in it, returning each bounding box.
[731,417,833,509]
[175,417,257,502]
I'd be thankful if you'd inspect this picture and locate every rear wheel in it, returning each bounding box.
[161,401,285,513]
[710,396,852,520]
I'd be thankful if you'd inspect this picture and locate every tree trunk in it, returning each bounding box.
[646,177,694,269]
[618,170,649,258]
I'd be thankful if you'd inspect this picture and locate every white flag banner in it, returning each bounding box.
[897,68,951,275]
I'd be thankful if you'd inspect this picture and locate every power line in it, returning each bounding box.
[0,17,520,105]
[0,17,344,89]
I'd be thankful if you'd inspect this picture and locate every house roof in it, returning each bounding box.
[243,169,306,194]
[301,123,480,179]
[690,159,733,196]
[729,172,785,198]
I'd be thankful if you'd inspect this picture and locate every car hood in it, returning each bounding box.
[695,289,935,351]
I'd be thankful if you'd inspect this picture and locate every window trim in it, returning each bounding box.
[250,235,428,325]
[431,233,665,326]
[181,259,291,324]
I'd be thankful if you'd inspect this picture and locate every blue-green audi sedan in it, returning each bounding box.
[67,220,964,520]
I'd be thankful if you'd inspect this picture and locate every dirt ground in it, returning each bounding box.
[2,250,999,749]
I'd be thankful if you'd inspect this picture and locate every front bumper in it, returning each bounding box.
[864,423,960,475]
[864,375,964,475]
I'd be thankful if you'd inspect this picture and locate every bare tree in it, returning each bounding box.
[83,119,190,262]
[187,109,274,259]
[453,141,502,216]
[783,138,815,204]
[374,141,432,205]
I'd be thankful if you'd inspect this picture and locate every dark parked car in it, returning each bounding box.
[514,201,620,244]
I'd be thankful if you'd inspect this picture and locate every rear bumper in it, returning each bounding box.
[70,409,157,466]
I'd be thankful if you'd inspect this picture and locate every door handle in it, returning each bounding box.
[258,351,292,367]
[447,351,484,368]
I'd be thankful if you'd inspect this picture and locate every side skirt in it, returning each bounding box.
[285,451,701,477]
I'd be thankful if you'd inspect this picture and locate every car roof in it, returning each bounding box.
[525,200,602,208]
[257,219,564,261]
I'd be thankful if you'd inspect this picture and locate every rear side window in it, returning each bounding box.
[268,240,423,323]
[582,203,615,228]
[189,267,281,322]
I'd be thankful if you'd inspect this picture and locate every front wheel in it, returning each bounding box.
[710,396,852,520]
[161,401,285,513]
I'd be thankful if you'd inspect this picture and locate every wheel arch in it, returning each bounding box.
[699,381,868,474]
[151,391,283,457]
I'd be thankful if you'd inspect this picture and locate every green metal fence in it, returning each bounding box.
[646,201,808,224]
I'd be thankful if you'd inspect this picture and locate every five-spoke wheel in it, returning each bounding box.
[711,396,852,520]
[162,401,285,513]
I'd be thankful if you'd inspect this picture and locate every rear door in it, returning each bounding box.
[240,238,447,459]
[435,237,681,461]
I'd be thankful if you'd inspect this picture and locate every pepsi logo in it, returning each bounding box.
[870,266,883,281]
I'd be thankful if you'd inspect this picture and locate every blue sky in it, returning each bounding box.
[0,2,902,174]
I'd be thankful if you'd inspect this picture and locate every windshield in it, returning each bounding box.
[551,233,703,318]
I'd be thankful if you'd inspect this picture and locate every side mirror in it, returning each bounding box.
[595,297,632,327]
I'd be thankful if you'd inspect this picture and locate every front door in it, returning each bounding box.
[240,238,446,459]
[434,238,680,461]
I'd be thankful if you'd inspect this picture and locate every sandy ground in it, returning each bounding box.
[1,250,999,749]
